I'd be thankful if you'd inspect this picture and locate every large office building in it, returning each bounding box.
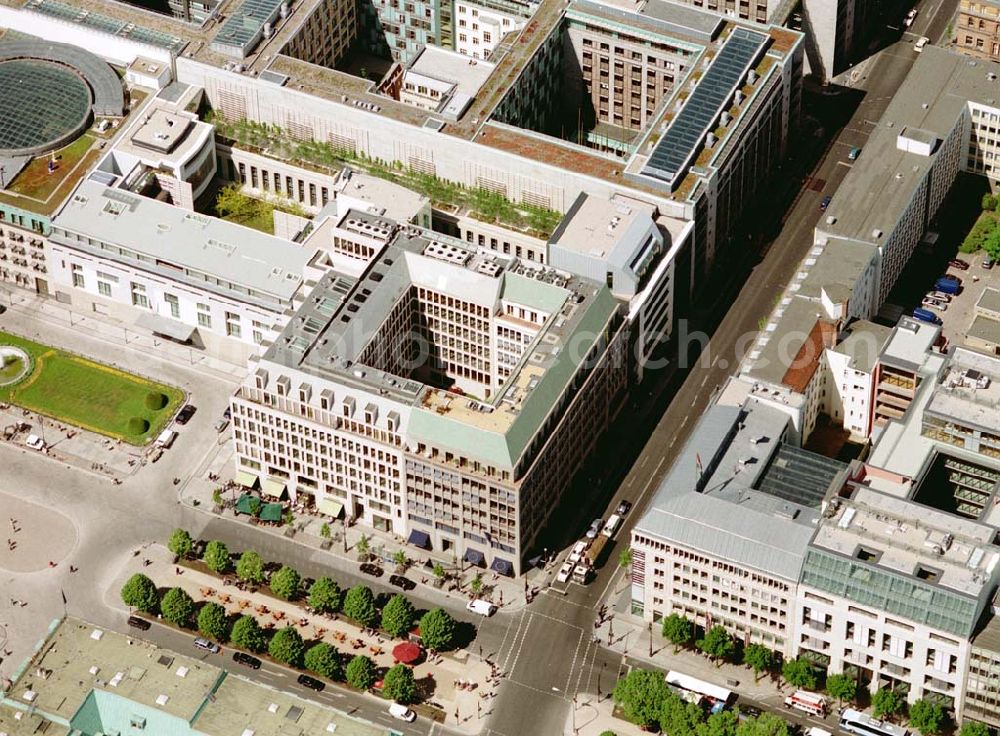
[631,402,844,657]
[231,228,628,574]
[0,618,392,736]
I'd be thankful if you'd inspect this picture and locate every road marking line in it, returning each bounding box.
[564,629,585,693]
[505,611,533,676]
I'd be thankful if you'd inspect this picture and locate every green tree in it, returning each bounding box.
[203,540,231,574]
[908,699,946,734]
[613,668,672,729]
[236,550,265,584]
[599,732,617,736]
[982,193,997,211]
[419,607,457,652]
[470,573,484,596]
[382,663,417,704]
[381,594,416,638]
[343,585,379,628]
[736,714,790,736]
[308,577,342,613]
[744,644,774,681]
[660,690,704,736]
[230,615,266,653]
[872,688,907,721]
[270,565,301,600]
[961,214,997,253]
[619,548,632,570]
[661,613,694,652]
[168,528,194,558]
[345,654,377,690]
[268,626,305,667]
[121,573,159,613]
[433,563,447,582]
[985,226,1000,262]
[320,523,331,540]
[393,550,408,568]
[161,587,196,628]
[825,673,858,706]
[197,602,229,642]
[304,642,343,680]
[782,657,818,689]
[959,722,991,736]
[697,625,735,664]
[356,534,370,560]
[697,709,739,736]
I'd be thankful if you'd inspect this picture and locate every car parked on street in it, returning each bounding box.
[585,518,603,540]
[912,307,942,325]
[466,599,497,616]
[297,674,325,691]
[948,258,969,270]
[359,562,384,577]
[193,638,220,654]
[175,404,197,425]
[848,146,861,161]
[556,562,574,583]
[820,195,832,210]
[922,297,947,312]
[985,257,995,270]
[233,651,261,669]
[914,36,929,52]
[928,291,952,302]
[616,500,632,516]
[25,434,45,451]
[127,615,151,631]
[389,703,416,722]
[389,574,416,591]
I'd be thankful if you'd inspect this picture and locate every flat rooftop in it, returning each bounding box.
[977,286,1000,315]
[1,619,391,736]
[635,403,822,581]
[814,471,1000,599]
[52,176,313,304]
[969,314,1000,347]
[549,192,657,259]
[832,320,891,373]
[128,108,196,153]
[925,346,1000,435]
[335,171,429,223]
[880,316,940,373]
[407,45,496,98]
[820,46,1000,245]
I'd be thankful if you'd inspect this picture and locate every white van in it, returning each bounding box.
[388,703,416,722]
[602,514,622,538]
[155,429,177,448]
[466,599,497,616]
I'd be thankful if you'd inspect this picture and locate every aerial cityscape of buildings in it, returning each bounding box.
[1,0,1000,733]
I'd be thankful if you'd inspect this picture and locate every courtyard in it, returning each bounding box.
[0,330,184,444]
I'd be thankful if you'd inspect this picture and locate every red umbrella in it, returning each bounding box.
[392,641,423,664]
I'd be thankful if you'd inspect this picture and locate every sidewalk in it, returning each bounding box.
[593,583,793,711]
[179,455,548,615]
[0,288,247,383]
[119,544,497,733]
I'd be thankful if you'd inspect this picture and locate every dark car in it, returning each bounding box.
[297,674,325,691]
[127,615,151,631]
[233,651,261,669]
[360,562,384,577]
[739,706,762,720]
[820,195,832,211]
[939,273,961,282]
[949,258,970,270]
[616,500,632,516]
[389,574,416,591]
[175,404,197,425]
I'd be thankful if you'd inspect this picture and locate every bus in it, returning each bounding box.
[666,671,733,713]
[783,690,828,717]
[839,709,910,736]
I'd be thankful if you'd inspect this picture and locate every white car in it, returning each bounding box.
[904,8,917,26]
[922,298,947,312]
[24,434,44,451]
[193,638,220,654]
[389,703,416,722]
[466,599,497,616]
[914,36,929,52]
[556,562,574,583]
[568,540,589,565]
[602,513,622,538]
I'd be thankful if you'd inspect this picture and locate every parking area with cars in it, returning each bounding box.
[905,254,998,349]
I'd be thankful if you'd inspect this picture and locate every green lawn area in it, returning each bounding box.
[0,331,184,445]
[8,134,95,201]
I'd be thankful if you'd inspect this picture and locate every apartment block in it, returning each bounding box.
[281,0,358,69]
[872,318,941,431]
[965,602,1000,729]
[956,0,1000,63]
[631,403,845,657]
[454,0,531,59]
[232,228,627,574]
[824,319,890,441]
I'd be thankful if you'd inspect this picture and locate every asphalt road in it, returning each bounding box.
[481,1,959,730]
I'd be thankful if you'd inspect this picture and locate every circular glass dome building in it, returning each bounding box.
[0,59,93,158]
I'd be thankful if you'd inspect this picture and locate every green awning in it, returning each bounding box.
[318,498,343,518]
[234,493,258,516]
[259,502,284,522]
[261,477,286,498]
[235,470,259,488]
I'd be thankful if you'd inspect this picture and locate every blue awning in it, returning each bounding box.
[490,557,513,576]
[464,548,485,566]
[407,529,430,549]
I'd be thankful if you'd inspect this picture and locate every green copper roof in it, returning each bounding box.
[501,271,569,314]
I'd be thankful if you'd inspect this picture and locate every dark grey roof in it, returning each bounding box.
[641,27,768,186]
[755,444,846,508]
[24,0,186,53]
